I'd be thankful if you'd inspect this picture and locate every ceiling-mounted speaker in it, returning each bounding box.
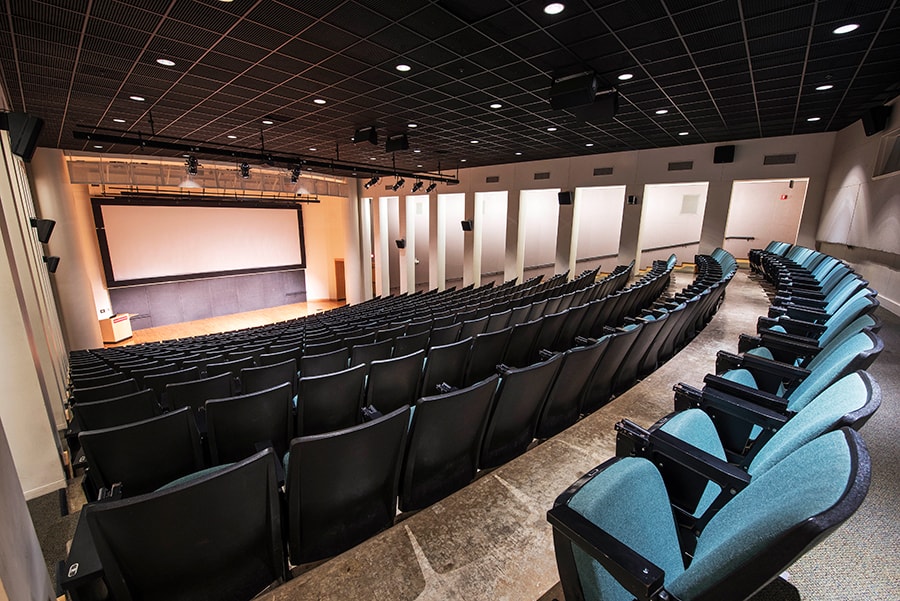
[353,126,378,145]
[569,90,618,123]
[713,144,735,164]
[558,191,573,205]
[43,255,60,273]
[395,239,406,249]
[861,105,892,136]
[461,219,473,232]
[550,71,599,110]
[385,134,409,152]
[0,112,43,162]
[30,218,56,243]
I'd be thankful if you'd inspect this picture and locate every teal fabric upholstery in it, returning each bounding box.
[568,457,685,601]
[668,431,854,598]
[156,463,234,491]
[783,331,875,411]
[658,409,726,516]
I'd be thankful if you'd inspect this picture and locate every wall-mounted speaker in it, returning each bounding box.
[714,145,735,164]
[862,106,892,136]
[352,126,378,145]
[43,255,60,273]
[385,134,409,152]
[30,218,56,243]
[0,112,43,162]
[558,191,573,205]
[395,239,406,249]
[626,195,639,205]
[461,220,473,232]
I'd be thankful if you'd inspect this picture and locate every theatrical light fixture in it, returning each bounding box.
[425,182,437,193]
[411,180,423,193]
[290,164,302,183]
[239,163,251,179]
[185,155,199,175]
[391,177,406,191]
[30,218,55,244]
[364,175,380,189]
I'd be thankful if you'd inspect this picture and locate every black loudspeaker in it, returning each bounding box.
[395,239,406,249]
[626,195,639,205]
[353,126,378,145]
[569,91,618,123]
[385,134,409,152]
[714,145,736,164]
[558,191,573,205]
[0,112,43,162]
[862,106,892,136]
[30,218,56,243]
[461,220,473,232]
[550,72,598,110]
[43,255,60,273]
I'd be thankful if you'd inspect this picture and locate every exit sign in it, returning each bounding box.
[780,194,789,200]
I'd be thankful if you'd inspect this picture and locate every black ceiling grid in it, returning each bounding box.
[0,0,897,174]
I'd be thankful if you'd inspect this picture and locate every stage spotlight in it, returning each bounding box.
[30,218,55,244]
[425,182,437,193]
[391,177,405,191]
[239,163,251,179]
[185,155,199,175]
[290,164,302,183]
[364,175,380,189]
[411,180,423,193]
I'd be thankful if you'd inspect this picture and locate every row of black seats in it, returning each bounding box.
[548,243,882,600]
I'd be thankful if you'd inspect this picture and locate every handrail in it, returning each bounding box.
[576,253,617,264]
[724,235,756,241]
[640,240,700,253]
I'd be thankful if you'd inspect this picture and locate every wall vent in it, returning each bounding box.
[534,172,551,180]
[763,153,797,165]
[486,176,500,183]
[593,167,614,176]
[667,161,694,171]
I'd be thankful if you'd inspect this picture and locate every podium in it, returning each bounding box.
[99,314,132,343]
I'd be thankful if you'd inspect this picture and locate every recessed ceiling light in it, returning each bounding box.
[417,164,423,168]
[490,103,502,109]
[413,149,422,153]
[396,64,411,72]
[93,145,103,149]
[461,159,467,162]
[816,84,834,91]
[262,119,274,125]
[515,152,522,156]
[470,140,479,144]
[129,95,145,102]
[113,118,126,123]
[547,126,558,132]
[655,109,669,115]
[156,58,175,67]
[807,116,821,122]
[678,131,689,136]
[544,3,565,15]
[309,147,317,151]
[407,123,417,128]
[370,157,377,160]
[618,73,633,81]
[585,143,594,147]
[313,98,326,105]
[227,135,237,139]
[832,23,859,35]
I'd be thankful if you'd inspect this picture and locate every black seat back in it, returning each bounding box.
[206,383,294,464]
[297,364,367,435]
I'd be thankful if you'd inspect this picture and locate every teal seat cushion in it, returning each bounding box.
[658,409,726,517]
[568,457,685,601]
[156,463,234,492]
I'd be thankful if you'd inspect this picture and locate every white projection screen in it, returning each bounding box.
[95,200,305,286]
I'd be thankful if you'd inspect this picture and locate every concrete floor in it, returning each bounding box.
[259,270,770,601]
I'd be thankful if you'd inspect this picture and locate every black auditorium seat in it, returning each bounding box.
[285,405,410,564]
[240,358,297,396]
[365,350,426,414]
[462,327,512,387]
[296,363,366,435]
[428,322,462,347]
[71,389,160,432]
[501,317,544,368]
[299,346,350,377]
[165,372,234,430]
[71,378,140,405]
[393,330,431,357]
[349,338,394,368]
[143,366,200,408]
[420,337,473,397]
[399,375,499,512]
[206,383,294,464]
[581,324,643,413]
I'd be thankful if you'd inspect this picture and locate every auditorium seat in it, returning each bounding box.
[349,338,394,368]
[285,405,410,564]
[399,375,499,512]
[420,337,473,397]
[72,389,161,432]
[71,378,140,405]
[206,356,255,393]
[462,327,512,387]
[364,350,425,414]
[428,322,462,347]
[240,358,297,396]
[581,323,643,413]
[501,317,544,368]
[299,346,350,377]
[206,382,294,464]
[392,330,430,357]
[484,308,512,333]
[610,313,670,396]
[165,372,234,430]
[296,363,366,435]
[459,315,490,340]
[143,366,200,407]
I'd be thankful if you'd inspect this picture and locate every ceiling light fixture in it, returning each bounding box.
[239,163,251,179]
[413,149,421,153]
[262,119,274,125]
[678,131,689,136]
[807,116,821,122]
[490,103,502,109]
[461,159,467,162]
[617,73,633,81]
[655,109,669,115]
[515,152,523,155]
[227,135,237,139]
[425,182,437,193]
[396,64,411,72]
[129,95,145,101]
[93,145,103,149]
[470,140,479,144]
[544,3,565,15]
[411,180,424,193]
[407,123,417,128]
[313,98,327,105]
[156,58,175,67]
[816,84,834,91]
[113,118,126,123]
[585,143,594,147]
[391,177,406,191]
[832,23,859,34]
[547,126,558,132]
[364,175,380,189]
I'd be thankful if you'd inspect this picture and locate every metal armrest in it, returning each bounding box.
[547,504,666,601]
